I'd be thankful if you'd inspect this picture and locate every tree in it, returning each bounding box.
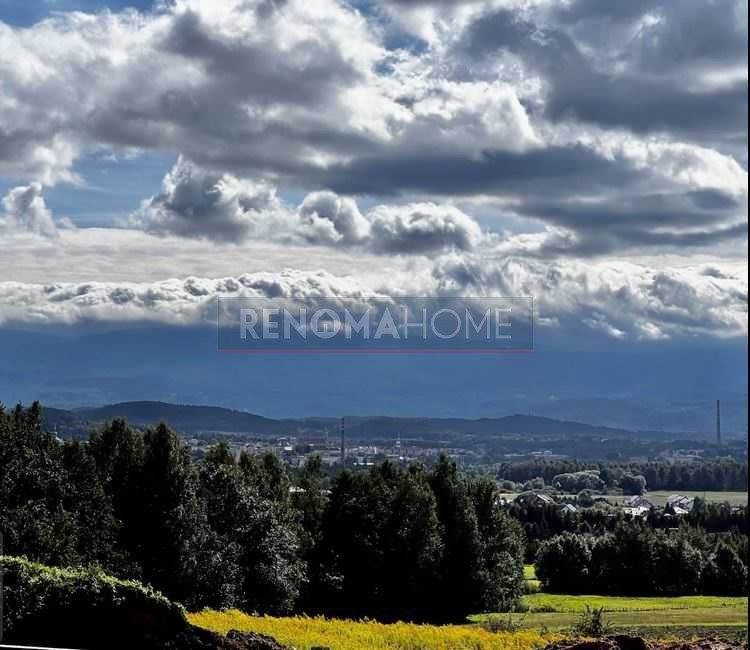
[705,543,748,595]
[621,474,647,496]
[61,440,122,569]
[318,461,443,621]
[200,444,305,613]
[653,536,704,595]
[469,477,524,612]
[428,455,486,621]
[536,533,592,593]
[0,403,79,566]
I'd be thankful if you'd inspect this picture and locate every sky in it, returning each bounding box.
[0,0,747,416]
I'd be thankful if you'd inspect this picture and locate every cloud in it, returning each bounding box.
[455,4,748,146]
[297,191,371,245]
[431,254,748,340]
[132,156,290,242]
[0,183,60,237]
[0,0,746,311]
[507,190,748,256]
[0,0,397,184]
[129,159,488,254]
[369,202,482,253]
[0,254,745,342]
[117,145,744,259]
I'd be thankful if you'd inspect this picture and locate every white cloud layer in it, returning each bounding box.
[0,252,745,341]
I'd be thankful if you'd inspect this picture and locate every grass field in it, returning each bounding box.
[189,594,748,648]
[523,564,541,591]
[189,610,559,650]
[470,593,748,635]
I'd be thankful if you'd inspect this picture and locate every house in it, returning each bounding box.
[666,494,696,512]
[516,492,556,507]
[624,495,654,509]
[559,503,578,515]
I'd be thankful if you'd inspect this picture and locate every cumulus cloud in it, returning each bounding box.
[454,4,748,141]
[129,159,489,254]
[132,157,290,242]
[297,191,371,245]
[0,0,745,247]
[0,0,397,185]
[369,202,482,253]
[0,183,60,237]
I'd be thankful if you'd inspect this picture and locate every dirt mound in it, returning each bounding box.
[661,640,747,650]
[546,635,747,650]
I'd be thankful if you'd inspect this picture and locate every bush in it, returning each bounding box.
[0,555,210,650]
[570,606,612,637]
[480,613,526,633]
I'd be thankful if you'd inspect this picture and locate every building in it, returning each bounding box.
[516,492,556,507]
[624,495,654,509]
[666,494,696,512]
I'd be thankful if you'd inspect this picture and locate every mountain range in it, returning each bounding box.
[41,400,700,441]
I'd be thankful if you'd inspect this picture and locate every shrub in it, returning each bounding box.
[0,555,214,650]
[480,613,526,633]
[570,606,612,637]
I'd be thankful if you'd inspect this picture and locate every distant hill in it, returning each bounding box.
[42,399,638,439]
[325,414,633,438]
[74,401,285,435]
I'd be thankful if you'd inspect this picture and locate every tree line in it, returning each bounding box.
[536,522,748,596]
[0,403,523,622]
[509,498,747,562]
[495,458,748,492]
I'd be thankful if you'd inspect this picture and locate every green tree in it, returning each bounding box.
[470,476,524,612]
[0,403,78,565]
[200,443,305,613]
[536,532,592,593]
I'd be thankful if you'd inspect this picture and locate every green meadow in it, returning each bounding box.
[471,593,748,635]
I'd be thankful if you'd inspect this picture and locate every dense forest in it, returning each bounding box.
[1,402,747,625]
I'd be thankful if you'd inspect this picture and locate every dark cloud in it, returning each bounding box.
[322,143,640,196]
[511,191,747,256]
[0,0,746,265]
[162,10,361,107]
[458,5,748,140]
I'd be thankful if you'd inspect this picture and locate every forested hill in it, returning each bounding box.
[43,400,639,438]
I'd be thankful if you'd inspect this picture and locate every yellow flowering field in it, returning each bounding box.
[188,610,559,650]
